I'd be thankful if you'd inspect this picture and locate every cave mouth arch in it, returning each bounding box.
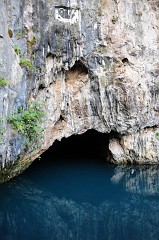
[46,129,110,162]
[34,129,114,169]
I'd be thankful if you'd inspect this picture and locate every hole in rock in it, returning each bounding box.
[70,60,88,74]
[65,60,88,82]
[25,129,112,172]
[122,58,129,65]
[42,130,112,165]
[38,83,45,90]
[48,129,110,161]
[59,115,65,121]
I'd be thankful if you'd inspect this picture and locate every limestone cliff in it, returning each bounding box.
[0,0,159,181]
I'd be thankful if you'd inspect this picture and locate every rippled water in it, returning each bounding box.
[1,152,159,240]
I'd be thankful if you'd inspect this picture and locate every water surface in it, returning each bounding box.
[0,144,159,239]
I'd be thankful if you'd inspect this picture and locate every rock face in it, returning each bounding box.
[0,0,159,181]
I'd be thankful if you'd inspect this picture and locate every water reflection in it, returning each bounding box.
[0,164,159,240]
[111,165,159,196]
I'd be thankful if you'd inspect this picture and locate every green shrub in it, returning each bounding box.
[155,132,159,138]
[7,101,45,149]
[0,77,8,87]
[14,44,22,56]
[16,30,23,39]
[20,59,35,70]
[0,127,5,144]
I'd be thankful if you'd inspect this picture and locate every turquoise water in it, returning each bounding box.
[1,133,159,240]
[1,160,159,240]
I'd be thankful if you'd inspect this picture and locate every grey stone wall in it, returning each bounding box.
[0,0,159,181]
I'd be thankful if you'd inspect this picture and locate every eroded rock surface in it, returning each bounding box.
[0,0,159,181]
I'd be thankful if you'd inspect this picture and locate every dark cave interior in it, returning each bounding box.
[25,130,114,174]
[41,129,111,163]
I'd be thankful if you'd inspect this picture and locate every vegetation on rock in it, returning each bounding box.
[16,30,23,39]
[155,132,159,138]
[0,77,8,87]
[8,28,13,38]
[0,125,5,145]
[7,101,45,149]
[14,44,22,57]
[20,59,35,70]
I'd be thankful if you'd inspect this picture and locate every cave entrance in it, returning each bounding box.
[22,130,114,202]
[41,129,111,164]
[25,130,113,176]
[25,130,112,174]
